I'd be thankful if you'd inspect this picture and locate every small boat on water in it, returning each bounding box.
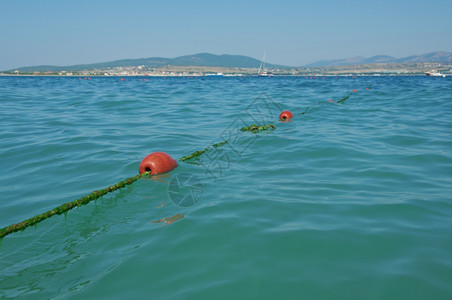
[206,72,224,77]
[425,70,446,77]
[258,52,273,77]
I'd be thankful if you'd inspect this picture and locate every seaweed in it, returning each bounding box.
[240,124,276,133]
[0,172,148,239]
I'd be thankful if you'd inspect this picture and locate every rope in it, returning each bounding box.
[0,123,272,239]
[295,85,372,116]
[179,140,230,162]
[240,124,276,133]
[1,85,371,238]
[0,173,147,238]
[337,94,351,104]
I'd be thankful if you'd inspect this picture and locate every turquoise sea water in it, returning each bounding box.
[0,75,451,299]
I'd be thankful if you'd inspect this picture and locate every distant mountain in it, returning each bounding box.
[395,51,452,63]
[6,51,452,72]
[306,56,367,68]
[364,55,396,64]
[305,51,452,67]
[9,53,286,72]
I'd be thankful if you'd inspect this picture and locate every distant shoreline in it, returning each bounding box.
[2,62,450,77]
[0,74,445,78]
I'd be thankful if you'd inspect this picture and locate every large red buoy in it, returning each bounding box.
[279,110,294,121]
[139,152,178,175]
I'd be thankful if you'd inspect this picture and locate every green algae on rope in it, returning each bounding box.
[212,140,229,148]
[179,148,209,162]
[240,124,276,133]
[179,140,230,162]
[0,172,150,239]
[337,94,351,104]
[337,85,371,104]
[1,122,278,238]
[179,123,276,162]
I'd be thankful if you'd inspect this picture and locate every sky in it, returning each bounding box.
[0,0,451,70]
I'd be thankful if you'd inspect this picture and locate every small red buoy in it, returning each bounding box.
[279,110,294,121]
[328,99,334,102]
[139,152,178,175]
[353,89,357,92]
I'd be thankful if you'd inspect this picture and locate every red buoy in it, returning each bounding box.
[139,152,178,175]
[279,110,294,121]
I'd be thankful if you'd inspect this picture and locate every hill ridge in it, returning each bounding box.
[305,51,452,67]
[9,53,285,72]
[5,51,452,72]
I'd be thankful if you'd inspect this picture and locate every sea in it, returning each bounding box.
[0,75,451,299]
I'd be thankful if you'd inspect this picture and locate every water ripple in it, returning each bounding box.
[0,76,451,299]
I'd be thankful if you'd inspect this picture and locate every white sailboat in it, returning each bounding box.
[258,52,273,77]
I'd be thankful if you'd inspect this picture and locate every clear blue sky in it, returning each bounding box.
[1,0,451,70]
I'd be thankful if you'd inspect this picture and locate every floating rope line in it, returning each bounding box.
[179,123,275,162]
[298,107,311,115]
[179,148,209,162]
[179,140,230,162]
[1,85,372,238]
[0,123,273,238]
[240,124,276,133]
[336,86,371,104]
[0,172,149,239]
[337,94,351,104]
[291,86,372,118]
